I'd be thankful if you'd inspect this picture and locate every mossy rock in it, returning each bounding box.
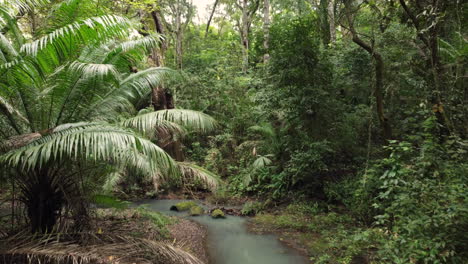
[170,201,197,212]
[189,205,204,216]
[211,209,225,219]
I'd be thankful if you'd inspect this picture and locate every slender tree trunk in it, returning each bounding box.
[342,1,392,140]
[263,0,270,63]
[205,0,219,37]
[327,0,336,43]
[399,0,451,136]
[241,0,249,72]
[175,4,183,70]
[351,34,392,140]
[150,9,182,161]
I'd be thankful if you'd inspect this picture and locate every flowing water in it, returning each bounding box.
[136,199,307,264]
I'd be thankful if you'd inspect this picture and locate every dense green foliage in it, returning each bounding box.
[0,0,466,263]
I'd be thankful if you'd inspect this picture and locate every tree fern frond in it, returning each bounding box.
[20,15,131,57]
[114,34,162,53]
[0,32,18,61]
[0,123,176,173]
[69,61,119,79]
[248,123,275,138]
[86,68,172,118]
[178,162,221,191]
[252,156,272,169]
[0,0,49,12]
[144,109,217,133]
[103,170,125,192]
[122,115,186,139]
[0,95,28,123]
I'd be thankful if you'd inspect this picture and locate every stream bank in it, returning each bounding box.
[137,199,308,264]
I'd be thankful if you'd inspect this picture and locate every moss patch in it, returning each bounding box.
[189,205,204,216]
[211,209,225,219]
[170,201,198,211]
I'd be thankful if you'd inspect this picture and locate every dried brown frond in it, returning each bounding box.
[0,232,204,264]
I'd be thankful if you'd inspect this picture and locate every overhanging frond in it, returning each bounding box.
[178,162,221,191]
[122,114,186,139]
[69,61,119,79]
[0,0,49,12]
[141,109,217,133]
[20,15,131,57]
[0,123,176,173]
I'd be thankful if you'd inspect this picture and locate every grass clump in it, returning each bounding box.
[93,194,129,210]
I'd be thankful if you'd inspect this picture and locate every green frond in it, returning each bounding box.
[122,114,186,139]
[145,109,217,133]
[248,123,275,139]
[0,0,49,12]
[0,33,18,62]
[20,15,131,57]
[114,34,162,53]
[86,68,172,118]
[69,61,119,79]
[0,95,28,123]
[178,162,221,191]
[119,67,172,101]
[102,171,125,192]
[0,123,176,173]
[253,156,272,169]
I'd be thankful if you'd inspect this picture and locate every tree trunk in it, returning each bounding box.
[205,0,219,37]
[399,0,451,136]
[150,10,172,111]
[263,0,270,63]
[24,172,63,233]
[150,10,166,67]
[351,34,392,140]
[241,0,249,72]
[327,0,336,43]
[343,2,392,140]
[175,4,183,70]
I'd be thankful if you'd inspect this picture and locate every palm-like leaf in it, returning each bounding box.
[21,15,131,58]
[135,109,218,133]
[0,0,49,11]
[0,123,176,173]
[253,155,273,169]
[178,162,221,191]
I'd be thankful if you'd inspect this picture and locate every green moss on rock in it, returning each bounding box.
[170,201,197,211]
[190,205,204,216]
[211,209,225,219]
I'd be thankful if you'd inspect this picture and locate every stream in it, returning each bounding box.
[135,199,307,264]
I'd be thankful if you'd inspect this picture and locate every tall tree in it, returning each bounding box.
[342,0,392,140]
[263,0,270,63]
[398,0,454,137]
[205,0,220,37]
[234,0,260,72]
